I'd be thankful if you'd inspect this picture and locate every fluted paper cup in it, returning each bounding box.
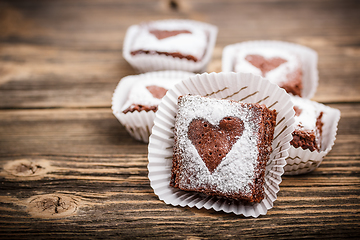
[222,40,318,99]
[284,98,341,175]
[123,19,218,73]
[112,70,195,143]
[148,72,295,217]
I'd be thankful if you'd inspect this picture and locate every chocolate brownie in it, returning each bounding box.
[170,95,277,203]
[130,21,208,62]
[234,47,303,96]
[290,96,324,152]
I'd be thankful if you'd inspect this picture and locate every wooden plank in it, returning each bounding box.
[0,108,147,156]
[0,0,359,238]
[0,104,359,239]
[1,0,359,109]
[0,147,359,234]
[0,154,359,238]
[0,103,359,157]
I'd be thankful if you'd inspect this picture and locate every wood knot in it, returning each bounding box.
[160,0,189,12]
[26,194,79,218]
[169,0,179,10]
[2,159,51,179]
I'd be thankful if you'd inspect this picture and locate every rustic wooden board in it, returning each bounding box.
[0,0,360,239]
[0,103,359,157]
[0,104,359,238]
[1,0,360,109]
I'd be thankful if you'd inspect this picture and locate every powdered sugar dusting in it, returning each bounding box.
[131,21,208,61]
[291,96,320,131]
[174,95,260,195]
[121,77,181,112]
[234,47,300,85]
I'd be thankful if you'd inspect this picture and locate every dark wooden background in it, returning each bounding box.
[0,0,359,239]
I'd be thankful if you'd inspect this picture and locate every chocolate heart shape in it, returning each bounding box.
[146,85,167,99]
[188,117,244,173]
[245,54,287,76]
[149,29,191,40]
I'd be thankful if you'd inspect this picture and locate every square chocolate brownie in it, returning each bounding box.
[130,21,209,62]
[170,95,277,203]
[290,96,324,152]
[233,46,303,96]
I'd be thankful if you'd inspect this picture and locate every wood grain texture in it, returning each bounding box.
[1,0,360,109]
[0,0,360,239]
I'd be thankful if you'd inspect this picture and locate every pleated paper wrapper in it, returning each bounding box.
[111,70,195,143]
[284,98,341,175]
[222,40,318,99]
[147,72,295,217]
[123,19,218,73]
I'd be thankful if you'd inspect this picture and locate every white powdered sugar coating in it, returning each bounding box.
[175,95,260,195]
[121,78,180,111]
[291,96,320,131]
[131,21,208,61]
[234,47,301,85]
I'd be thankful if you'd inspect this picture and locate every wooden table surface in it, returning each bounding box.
[1,0,359,239]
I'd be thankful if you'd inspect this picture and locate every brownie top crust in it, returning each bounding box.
[234,47,301,86]
[245,54,288,76]
[146,85,167,99]
[291,96,321,131]
[131,21,208,61]
[121,78,179,113]
[173,95,272,196]
[149,29,192,40]
[188,116,245,173]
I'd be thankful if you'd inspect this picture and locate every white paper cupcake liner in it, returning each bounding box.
[222,40,318,99]
[111,70,195,143]
[148,72,295,217]
[123,19,218,73]
[284,99,341,175]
